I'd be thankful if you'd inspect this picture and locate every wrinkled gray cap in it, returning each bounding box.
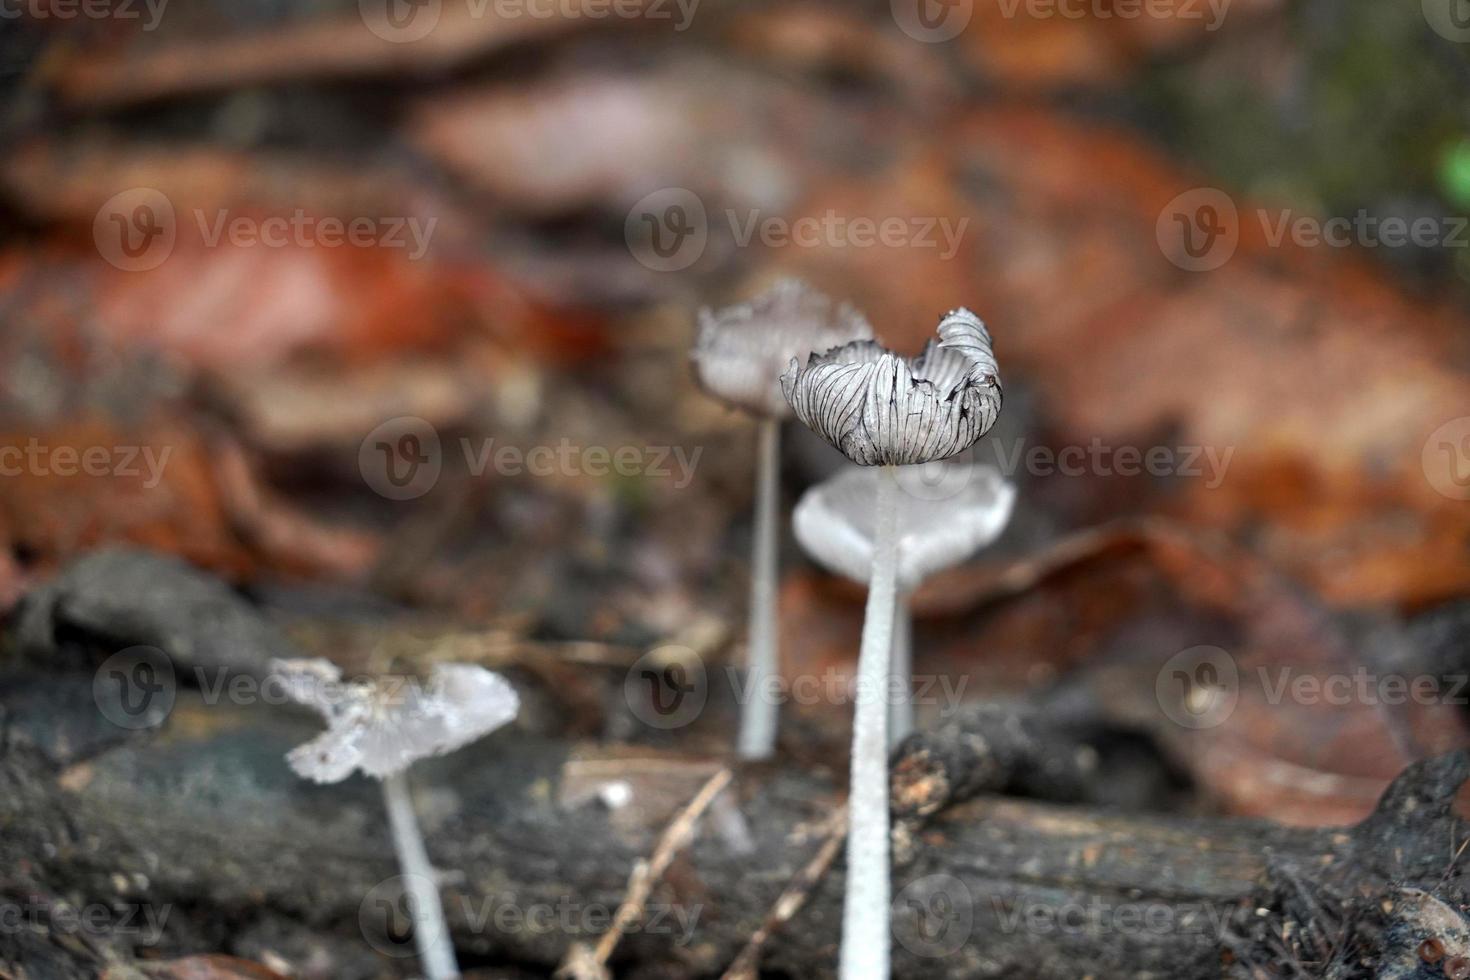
[792,461,1015,591]
[272,658,520,783]
[781,308,1002,465]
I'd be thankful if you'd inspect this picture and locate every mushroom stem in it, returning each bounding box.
[737,417,781,760]
[381,770,461,980]
[889,592,913,749]
[840,463,900,980]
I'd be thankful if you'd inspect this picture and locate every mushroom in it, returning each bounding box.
[781,308,1002,979]
[792,459,1015,745]
[271,657,520,980]
[691,278,873,760]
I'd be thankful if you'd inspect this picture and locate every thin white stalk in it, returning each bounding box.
[738,418,781,760]
[840,464,900,980]
[888,592,913,749]
[381,770,460,980]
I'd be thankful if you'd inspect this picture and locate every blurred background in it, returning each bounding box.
[4,0,1470,976]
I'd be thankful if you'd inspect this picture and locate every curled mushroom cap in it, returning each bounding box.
[780,308,1001,465]
[272,658,520,783]
[692,278,874,417]
[793,461,1015,592]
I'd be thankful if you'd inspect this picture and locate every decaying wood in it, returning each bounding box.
[3,679,1469,979]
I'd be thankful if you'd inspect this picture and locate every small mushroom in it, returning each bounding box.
[691,278,873,760]
[272,658,520,980]
[781,307,1002,980]
[792,460,1015,745]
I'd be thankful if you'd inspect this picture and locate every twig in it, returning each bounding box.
[721,806,849,980]
[556,767,734,978]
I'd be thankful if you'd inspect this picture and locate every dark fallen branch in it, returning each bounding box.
[3,677,1469,980]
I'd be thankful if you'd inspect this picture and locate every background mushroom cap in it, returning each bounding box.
[272,659,521,783]
[781,308,1002,465]
[691,278,874,418]
[792,461,1016,591]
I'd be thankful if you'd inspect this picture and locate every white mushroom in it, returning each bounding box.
[792,460,1015,745]
[272,658,520,980]
[691,278,873,760]
[781,307,1002,980]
